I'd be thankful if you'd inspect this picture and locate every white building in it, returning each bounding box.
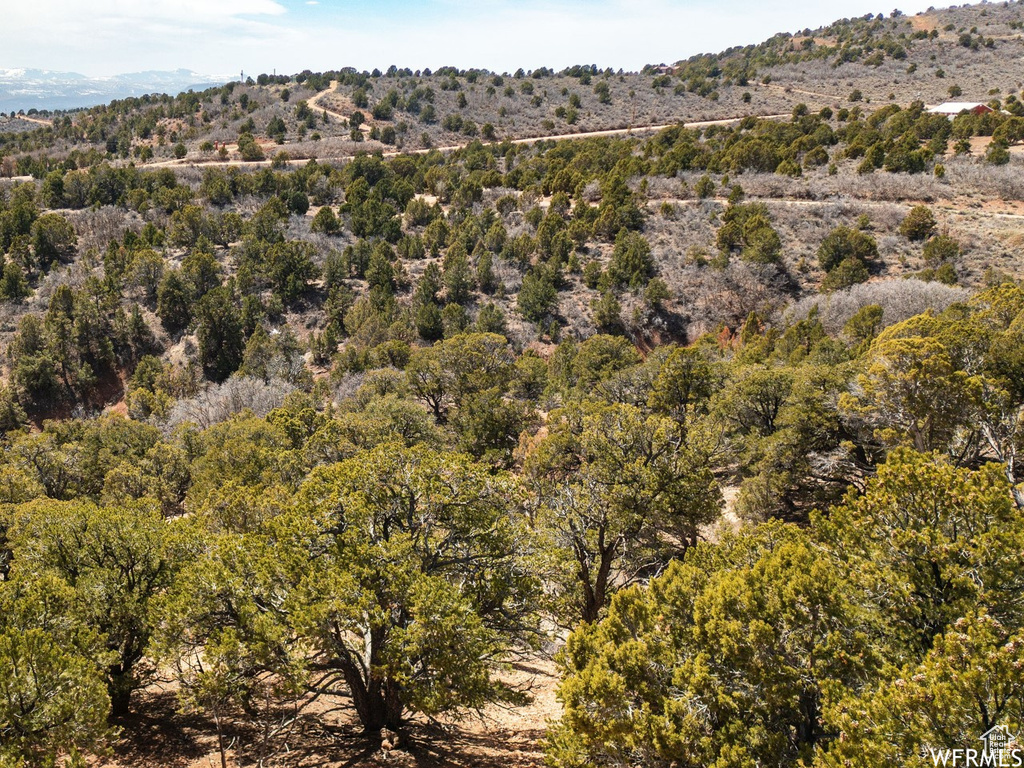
[926,102,994,117]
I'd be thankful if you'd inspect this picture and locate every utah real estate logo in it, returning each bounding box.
[929,725,1023,766]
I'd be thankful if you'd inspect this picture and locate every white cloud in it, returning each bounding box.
[0,0,941,79]
[276,0,938,74]
[1,0,289,75]
[4,0,286,31]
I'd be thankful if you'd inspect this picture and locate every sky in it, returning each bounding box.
[3,0,942,79]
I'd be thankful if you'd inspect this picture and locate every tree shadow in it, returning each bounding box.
[106,689,551,767]
[108,690,212,768]
[399,721,548,768]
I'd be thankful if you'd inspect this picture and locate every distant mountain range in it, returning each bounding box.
[0,68,228,113]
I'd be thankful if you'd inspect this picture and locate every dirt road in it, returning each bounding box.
[145,104,793,170]
[9,114,52,127]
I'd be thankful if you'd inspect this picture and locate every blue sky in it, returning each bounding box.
[5,0,940,78]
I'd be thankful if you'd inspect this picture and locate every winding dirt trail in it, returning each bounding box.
[307,80,351,123]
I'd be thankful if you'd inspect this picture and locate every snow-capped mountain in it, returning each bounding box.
[0,69,227,112]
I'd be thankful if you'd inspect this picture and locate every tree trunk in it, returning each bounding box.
[796,689,821,749]
[591,548,614,621]
[577,556,598,624]
[217,719,228,768]
[337,658,403,739]
[108,668,134,718]
[357,678,403,733]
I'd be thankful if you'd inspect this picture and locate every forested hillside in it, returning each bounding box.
[3,2,1024,767]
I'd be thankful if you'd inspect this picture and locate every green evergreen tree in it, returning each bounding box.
[196,287,244,382]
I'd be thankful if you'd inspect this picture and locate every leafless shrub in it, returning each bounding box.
[944,159,1024,201]
[172,166,204,189]
[494,257,522,293]
[645,201,717,258]
[498,307,538,349]
[679,262,793,338]
[558,283,597,341]
[68,206,139,253]
[300,230,354,265]
[785,278,970,334]
[232,194,266,217]
[877,235,904,262]
[33,256,99,307]
[722,172,811,200]
[0,117,38,136]
[166,376,296,430]
[506,218,535,241]
[840,172,947,202]
[865,205,906,231]
[644,176,683,200]
[482,187,518,207]
[582,181,602,202]
[0,297,33,353]
[332,371,365,404]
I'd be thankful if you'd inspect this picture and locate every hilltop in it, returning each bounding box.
[3,3,1024,163]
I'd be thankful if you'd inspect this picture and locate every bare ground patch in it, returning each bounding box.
[97,657,560,768]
